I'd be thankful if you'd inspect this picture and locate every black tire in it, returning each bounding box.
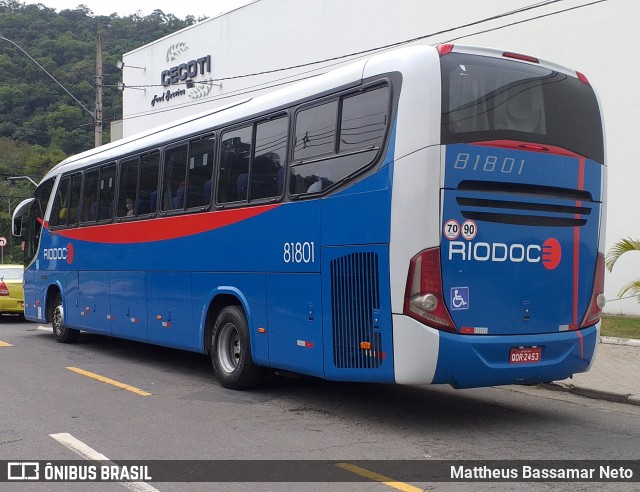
[51,292,79,344]
[210,305,263,389]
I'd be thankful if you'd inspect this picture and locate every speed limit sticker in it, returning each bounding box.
[461,220,477,240]
[443,219,460,240]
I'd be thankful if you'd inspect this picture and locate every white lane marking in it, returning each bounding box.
[37,326,53,332]
[49,433,159,492]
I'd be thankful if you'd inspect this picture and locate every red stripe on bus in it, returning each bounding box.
[51,204,281,244]
[571,157,586,330]
[575,330,584,359]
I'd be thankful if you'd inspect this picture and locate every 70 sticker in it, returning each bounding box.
[443,219,477,241]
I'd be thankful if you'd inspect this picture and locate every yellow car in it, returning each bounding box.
[0,265,24,316]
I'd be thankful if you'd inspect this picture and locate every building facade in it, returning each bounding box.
[119,0,640,314]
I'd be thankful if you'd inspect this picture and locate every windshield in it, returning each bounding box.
[441,53,604,163]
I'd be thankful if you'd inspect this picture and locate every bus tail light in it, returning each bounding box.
[0,281,8,296]
[580,253,606,328]
[404,248,457,332]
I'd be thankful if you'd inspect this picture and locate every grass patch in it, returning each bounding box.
[601,315,640,340]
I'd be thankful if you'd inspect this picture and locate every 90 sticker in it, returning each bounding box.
[461,220,477,240]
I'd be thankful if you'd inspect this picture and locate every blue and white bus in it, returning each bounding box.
[13,44,606,390]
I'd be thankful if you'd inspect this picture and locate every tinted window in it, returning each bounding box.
[186,137,215,209]
[34,178,54,222]
[290,86,389,195]
[97,164,116,221]
[118,157,139,218]
[50,174,81,228]
[340,86,389,152]
[252,117,287,200]
[293,100,338,160]
[440,53,604,163]
[49,176,71,228]
[161,144,188,212]
[82,169,100,222]
[68,173,81,227]
[140,152,160,214]
[218,127,252,204]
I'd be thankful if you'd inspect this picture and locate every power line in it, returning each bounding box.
[444,0,608,43]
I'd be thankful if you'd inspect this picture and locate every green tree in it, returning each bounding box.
[0,1,197,158]
[605,238,640,302]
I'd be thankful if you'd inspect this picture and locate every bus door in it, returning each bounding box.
[266,273,323,378]
[265,200,324,378]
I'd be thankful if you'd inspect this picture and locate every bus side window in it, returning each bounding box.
[98,164,116,222]
[49,177,71,228]
[67,173,81,227]
[290,86,389,196]
[82,169,99,223]
[140,151,160,214]
[293,100,338,162]
[49,174,80,228]
[118,157,139,218]
[217,127,252,204]
[185,137,215,209]
[251,117,287,200]
[162,144,188,212]
[290,99,338,194]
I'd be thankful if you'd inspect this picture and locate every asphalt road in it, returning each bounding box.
[1,316,639,492]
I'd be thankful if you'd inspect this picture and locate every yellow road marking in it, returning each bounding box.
[66,367,152,396]
[336,463,425,492]
[0,340,14,347]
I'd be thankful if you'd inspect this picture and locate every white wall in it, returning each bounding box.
[121,0,640,314]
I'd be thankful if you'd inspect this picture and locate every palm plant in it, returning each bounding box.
[606,238,640,302]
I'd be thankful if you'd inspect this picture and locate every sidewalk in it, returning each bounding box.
[544,337,640,406]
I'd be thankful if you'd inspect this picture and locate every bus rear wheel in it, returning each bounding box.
[51,293,79,344]
[211,305,263,389]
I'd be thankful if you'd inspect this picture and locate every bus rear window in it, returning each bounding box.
[440,53,604,163]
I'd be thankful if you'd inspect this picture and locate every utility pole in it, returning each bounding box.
[95,32,103,147]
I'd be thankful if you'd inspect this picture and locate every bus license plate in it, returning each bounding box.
[509,347,541,364]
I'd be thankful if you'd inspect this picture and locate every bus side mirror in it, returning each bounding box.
[12,198,35,238]
[12,215,23,237]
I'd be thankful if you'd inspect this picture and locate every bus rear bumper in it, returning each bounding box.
[393,315,600,388]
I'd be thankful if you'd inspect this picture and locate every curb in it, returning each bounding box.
[541,382,640,406]
[600,336,640,347]
[537,337,640,406]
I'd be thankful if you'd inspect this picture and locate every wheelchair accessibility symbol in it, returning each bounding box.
[450,287,469,310]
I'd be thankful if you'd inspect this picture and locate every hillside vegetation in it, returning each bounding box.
[0,0,197,261]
